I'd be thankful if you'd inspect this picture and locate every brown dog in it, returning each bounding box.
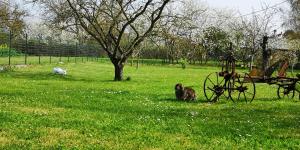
[175,83,196,101]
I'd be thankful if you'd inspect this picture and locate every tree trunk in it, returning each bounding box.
[113,63,124,81]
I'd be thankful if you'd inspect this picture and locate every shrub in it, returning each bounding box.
[0,46,23,57]
[180,58,187,69]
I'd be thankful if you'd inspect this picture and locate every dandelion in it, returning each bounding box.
[190,111,199,117]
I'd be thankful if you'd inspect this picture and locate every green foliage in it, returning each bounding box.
[1,62,300,149]
[179,58,187,69]
[0,46,23,57]
[203,26,231,57]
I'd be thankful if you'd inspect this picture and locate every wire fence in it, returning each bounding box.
[0,30,194,68]
[0,30,107,66]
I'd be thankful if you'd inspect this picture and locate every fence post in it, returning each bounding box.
[49,42,54,64]
[75,42,78,63]
[81,45,84,63]
[86,49,88,62]
[68,44,70,62]
[8,30,12,66]
[59,45,62,62]
[38,38,41,64]
[136,53,140,69]
[50,49,52,64]
[25,33,28,65]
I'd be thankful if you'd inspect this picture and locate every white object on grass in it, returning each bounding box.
[53,67,67,75]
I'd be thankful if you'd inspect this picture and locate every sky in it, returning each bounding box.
[204,0,290,31]
[204,0,289,14]
[17,0,290,17]
[14,0,291,31]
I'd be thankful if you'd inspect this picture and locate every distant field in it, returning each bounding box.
[0,62,300,149]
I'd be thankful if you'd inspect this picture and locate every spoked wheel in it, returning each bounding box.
[277,85,295,99]
[204,72,229,102]
[229,73,256,103]
[295,81,300,100]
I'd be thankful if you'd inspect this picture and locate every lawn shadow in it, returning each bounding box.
[101,79,116,82]
[160,97,208,104]
[3,71,97,82]
[254,97,283,102]
[100,79,136,83]
[3,70,143,83]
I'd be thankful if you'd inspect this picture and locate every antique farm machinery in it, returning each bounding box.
[203,43,256,103]
[204,36,300,103]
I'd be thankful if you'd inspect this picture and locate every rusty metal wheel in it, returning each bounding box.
[296,81,300,100]
[277,85,295,99]
[229,73,256,103]
[203,72,229,102]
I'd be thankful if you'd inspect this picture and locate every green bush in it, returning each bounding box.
[0,47,23,57]
[180,58,187,69]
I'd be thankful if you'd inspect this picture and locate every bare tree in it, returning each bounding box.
[33,0,170,81]
[155,0,208,63]
[0,0,26,35]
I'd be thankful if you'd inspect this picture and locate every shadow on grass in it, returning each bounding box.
[100,79,136,83]
[253,97,300,102]
[162,98,195,103]
[161,97,293,104]
[2,71,142,84]
[2,71,98,82]
[162,98,210,104]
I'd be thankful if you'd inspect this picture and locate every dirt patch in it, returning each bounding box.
[0,136,11,146]
[38,127,80,146]
[0,131,16,147]
[15,106,66,115]
[15,65,29,69]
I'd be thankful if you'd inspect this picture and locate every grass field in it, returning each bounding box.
[1,62,300,149]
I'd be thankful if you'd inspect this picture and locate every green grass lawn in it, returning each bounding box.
[1,62,300,149]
